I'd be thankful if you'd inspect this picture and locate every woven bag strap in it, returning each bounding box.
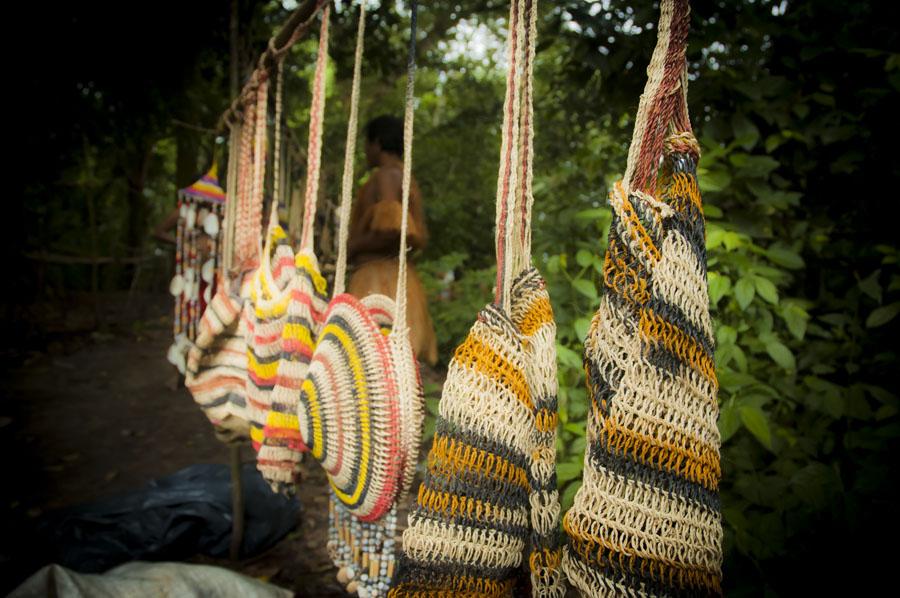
[493,0,525,312]
[622,0,692,195]
[392,0,418,334]
[222,121,241,280]
[510,0,537,276]
[333,0,368,296]
[298,5,331,252]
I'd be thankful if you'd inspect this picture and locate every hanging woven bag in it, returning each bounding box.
[292,3,425,595]
[256,9,332,490]
[390,2,563,596]
[561,1,723,596]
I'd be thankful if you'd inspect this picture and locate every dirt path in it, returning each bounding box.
[0,294,426,596]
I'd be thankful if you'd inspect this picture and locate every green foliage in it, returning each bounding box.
[20,1,900,593]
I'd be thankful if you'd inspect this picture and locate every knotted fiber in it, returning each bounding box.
[185,280,252,443]
[561,141,723,596]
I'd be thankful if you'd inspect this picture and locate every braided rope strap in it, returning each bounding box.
[561,1,724,596]
[391,1,563,596]
[297,3,425,596]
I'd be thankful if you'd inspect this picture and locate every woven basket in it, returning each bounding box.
[561,1,723,595]
[391,2,563,595]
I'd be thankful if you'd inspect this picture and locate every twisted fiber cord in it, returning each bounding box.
[512,0,536,275]
[393,0,417,334]
[299,4,331,252]
[272,58,286,217]
[493,0,523,313]
[235,92,257,269]
[249,77,270,265]
[333,0,368,296]
[223,123,242,276]
[622,0,691,195]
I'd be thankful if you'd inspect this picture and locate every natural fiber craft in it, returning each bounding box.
[256,13,332,489]
[561,1,724,595]
[301,3,425,596]
[185,281,252,444]
[390,1,563,595]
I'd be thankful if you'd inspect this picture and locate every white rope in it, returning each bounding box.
[333,0,368,296]
[512,0,537,275]
[222,123,241,277]
[393,0,417,334]
[493,0,523,313]
[299,5,331,252]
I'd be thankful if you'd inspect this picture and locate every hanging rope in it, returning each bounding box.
[493,0,524,313]
[622,0,693,194]
[392,0,418,334]
[512,0,537,276]
[271,58,286,219]
[249,77,270,262]
[333,0,368,296]
[222,122,241,277]
[299,5,331,252]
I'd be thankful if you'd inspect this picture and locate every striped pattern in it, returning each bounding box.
[185,282,251,441]
[178,163,226,203]
[391,266,563,597]
[257,246,329,491]
[245,226,297,452]
[562,141,723,597]
[297,292,421,597]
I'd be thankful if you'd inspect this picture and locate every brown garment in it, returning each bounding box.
[348,168,438,365]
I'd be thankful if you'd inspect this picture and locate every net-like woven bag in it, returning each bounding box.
[185,282,251,443]
[255,7,331,490]
[295,4,426,595]
[561,1,723,595]
[390,2,563,595]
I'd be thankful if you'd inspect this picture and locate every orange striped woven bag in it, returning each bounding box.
[390,2,563,596]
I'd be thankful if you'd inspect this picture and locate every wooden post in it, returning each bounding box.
[229,444,244,561]
[227,0,245,564]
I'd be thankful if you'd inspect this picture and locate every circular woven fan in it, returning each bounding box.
[298,292,419,522]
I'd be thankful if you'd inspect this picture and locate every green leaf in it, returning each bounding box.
[765,339,796,371]
[575,207,609,221]
[708,272,732,305]
[782,304,810,340]
[766,244,805,269]
[731,114,760,150]
[560,480,582,513]
[718,397,741,443]
[739,405,773,449]
[573,317,592,341]
[858,270,883,303]
[557,461,583,484]
[575,249,593,268]
[735,277,756,310]
[698,168,731,193]
[754,276,779,304]
[556,343,583,370]
[572,278,598,300]
[866,302,900,328]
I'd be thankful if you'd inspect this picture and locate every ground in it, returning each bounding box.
[0,293,427,596]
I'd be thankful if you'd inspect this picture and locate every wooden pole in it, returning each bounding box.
[216,0,327,132]
[228,0,246,564]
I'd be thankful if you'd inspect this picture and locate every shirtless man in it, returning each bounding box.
[347,115,438,365]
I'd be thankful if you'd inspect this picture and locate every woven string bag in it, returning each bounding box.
[256,9,332,490]
[560,1,724,596]
[291,3,425,596]
[390,1,563,596]
[185,80,267,444]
